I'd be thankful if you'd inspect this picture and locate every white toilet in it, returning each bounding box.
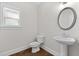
[30,35,45,53]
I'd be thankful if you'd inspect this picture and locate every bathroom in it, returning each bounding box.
[0,1,79,57]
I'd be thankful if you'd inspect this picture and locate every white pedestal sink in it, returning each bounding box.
[53,36,76,56]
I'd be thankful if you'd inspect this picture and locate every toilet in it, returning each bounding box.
[30,34,45,53]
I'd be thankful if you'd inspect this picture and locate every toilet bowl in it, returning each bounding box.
[30,34,45,53]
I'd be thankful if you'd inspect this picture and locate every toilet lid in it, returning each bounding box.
[30,42,40,45]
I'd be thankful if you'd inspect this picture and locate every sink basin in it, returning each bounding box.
[53,36,76,45]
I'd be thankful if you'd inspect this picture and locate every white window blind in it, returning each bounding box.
[3,7,20,26]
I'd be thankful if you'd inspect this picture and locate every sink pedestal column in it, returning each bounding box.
[60,44,68,56]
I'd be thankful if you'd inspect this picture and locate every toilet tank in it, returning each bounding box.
[36,35,45,43]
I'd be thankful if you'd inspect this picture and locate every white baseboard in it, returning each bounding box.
[0,44,60,56]
[0,45,30,56]
[41,45,60,56]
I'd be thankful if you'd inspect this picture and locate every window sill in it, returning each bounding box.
[0,25,23,29]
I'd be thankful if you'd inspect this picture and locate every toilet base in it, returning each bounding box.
[32,47,40,53]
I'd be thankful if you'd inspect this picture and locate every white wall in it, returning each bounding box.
[38,2,79,56]
[0,2,37,54]
[38,2,63,55]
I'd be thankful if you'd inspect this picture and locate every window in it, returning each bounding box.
[2,7,20,27]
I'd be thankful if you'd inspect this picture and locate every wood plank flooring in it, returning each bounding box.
[10,48,53,56]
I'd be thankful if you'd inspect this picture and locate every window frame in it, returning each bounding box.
[1,7,21,28]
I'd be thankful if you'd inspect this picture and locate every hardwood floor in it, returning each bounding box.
[10,48,53,56]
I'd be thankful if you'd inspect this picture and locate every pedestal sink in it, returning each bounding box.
[53,36,76,56]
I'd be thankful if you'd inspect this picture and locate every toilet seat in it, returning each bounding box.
[30,42,40,47]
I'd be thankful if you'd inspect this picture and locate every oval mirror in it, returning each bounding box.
[58,7,77,30]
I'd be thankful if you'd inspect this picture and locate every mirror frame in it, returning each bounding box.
[58,7,77,30]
